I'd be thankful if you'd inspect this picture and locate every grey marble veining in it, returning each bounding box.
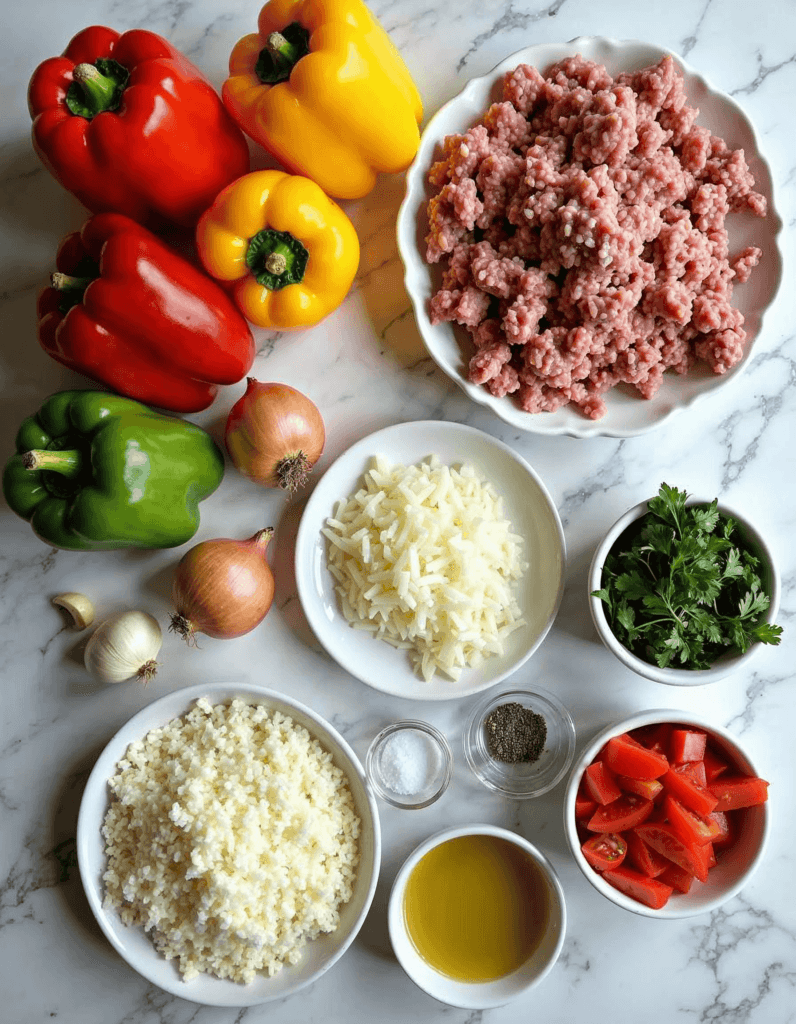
[2,1,796,1022]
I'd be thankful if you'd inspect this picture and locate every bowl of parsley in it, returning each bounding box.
[588,484,782,685]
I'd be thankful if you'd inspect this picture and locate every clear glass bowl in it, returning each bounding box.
[464,687,575,799]
[366,721,453,809]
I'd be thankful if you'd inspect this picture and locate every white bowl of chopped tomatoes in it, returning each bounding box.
[588,486,782,685]
[563,711,770,918]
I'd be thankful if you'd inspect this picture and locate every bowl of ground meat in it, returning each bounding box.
[397,38,782,438]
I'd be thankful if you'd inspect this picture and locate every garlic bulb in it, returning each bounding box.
[84,610,163,684]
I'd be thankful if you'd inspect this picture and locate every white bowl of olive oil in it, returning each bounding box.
[387,824,566,1008]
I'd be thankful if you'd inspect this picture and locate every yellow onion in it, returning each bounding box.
[225,378,325,493]
[169,528,275,642]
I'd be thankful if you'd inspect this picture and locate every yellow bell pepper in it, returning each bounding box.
[222,0,423,199]
[196,169,360,331]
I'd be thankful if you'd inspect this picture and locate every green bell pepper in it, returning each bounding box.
[3,390,224,550]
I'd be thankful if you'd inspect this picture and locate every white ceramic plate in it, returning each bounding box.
[76,683,381,1006]
[295,420,565,700]
[397,37,783,438]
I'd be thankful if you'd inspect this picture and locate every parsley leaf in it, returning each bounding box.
[593,483,783,671]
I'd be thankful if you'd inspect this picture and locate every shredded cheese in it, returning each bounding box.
[323,454,527,682]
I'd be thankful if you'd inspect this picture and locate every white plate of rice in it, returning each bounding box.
[295,419,565,700]
[76,682,380,1006]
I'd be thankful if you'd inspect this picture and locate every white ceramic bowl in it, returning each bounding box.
[563,710,770,919]
[588,495,781,684]
[76,683,381,1007]
[388,824,566,1007]
[396,37,782,439]
[295,419,565,700]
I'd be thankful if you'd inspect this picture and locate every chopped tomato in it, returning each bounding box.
[669,728,707,764]
[692,840,716,878]
[575,792,598,821]
[664,794,723,847]
[576,720,769,911]
[703,746,731,782]
[646,802,669,825]
[658,862,694,894]
[588,794,654,833]
[617,775,663,801]
[584,760,622,805]
[581,832,627,872]
[631,723,673,756]
[662,765,719,817]
[678,760,707,787]
[707,810,732,848]
[603,866,673,909]
[635,822,709,882]
[625,830,669,877]
[604,733,669,780]
[708,775,769,811]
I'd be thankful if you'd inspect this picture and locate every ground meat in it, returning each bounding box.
[425,54,767,420]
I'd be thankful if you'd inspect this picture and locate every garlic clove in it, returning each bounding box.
[53,592,96,630]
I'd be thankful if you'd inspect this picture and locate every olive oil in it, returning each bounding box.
[403,834,550,982]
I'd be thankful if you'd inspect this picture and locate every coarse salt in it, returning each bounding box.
[379,729,442,796]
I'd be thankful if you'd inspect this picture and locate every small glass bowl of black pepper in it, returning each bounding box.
[464,687,576,799]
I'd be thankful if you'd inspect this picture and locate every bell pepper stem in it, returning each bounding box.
[255,22,310,84]
[267,32,298,60]
[264,253,288,276]
[22,449,83,478]
[51,271,95,314]
[246,229,309,290]
[71,63,120,114]
[51,272,91,290]
[66,58,129,119]
[51,272,93,293]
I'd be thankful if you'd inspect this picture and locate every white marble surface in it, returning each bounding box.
[2,1,794,1021]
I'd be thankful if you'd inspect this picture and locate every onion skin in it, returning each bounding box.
[225,378,325,493]
[170,528,275,642]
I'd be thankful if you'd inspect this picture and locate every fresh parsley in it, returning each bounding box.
[592,483,783,670]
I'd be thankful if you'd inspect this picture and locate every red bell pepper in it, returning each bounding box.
[28,25,251,228]
[38,213,255,413]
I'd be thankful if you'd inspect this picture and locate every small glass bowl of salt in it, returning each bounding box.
[366,721,453,809]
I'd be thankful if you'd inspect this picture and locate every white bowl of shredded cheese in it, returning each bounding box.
[295,420,565,700]
[77,683,380,1006]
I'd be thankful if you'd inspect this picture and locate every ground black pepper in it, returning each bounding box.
[484,702,547,763]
